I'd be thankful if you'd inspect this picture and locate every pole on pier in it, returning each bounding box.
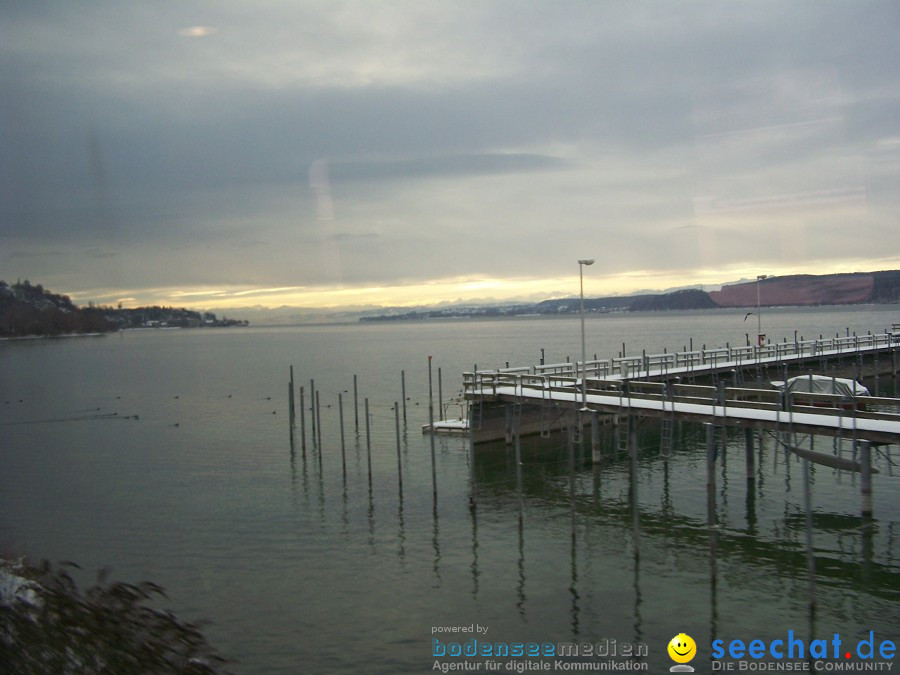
[428,356,437,503]
[401,370,407,425]
[860,440,873,518]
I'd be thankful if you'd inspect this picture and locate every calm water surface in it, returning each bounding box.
[1,306,898,673]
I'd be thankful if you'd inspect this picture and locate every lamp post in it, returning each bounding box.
[578,259,595,410]
[756,274,768,347]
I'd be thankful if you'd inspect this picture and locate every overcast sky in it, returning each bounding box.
[2,1,899,310]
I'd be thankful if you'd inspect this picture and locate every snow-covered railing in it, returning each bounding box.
[464,329,898,389]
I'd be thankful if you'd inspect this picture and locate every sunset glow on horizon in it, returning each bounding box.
[64,257,900,313]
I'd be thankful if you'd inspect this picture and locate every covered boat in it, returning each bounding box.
[771,374,869,410]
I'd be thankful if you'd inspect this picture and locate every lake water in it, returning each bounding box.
[1,305,898,673]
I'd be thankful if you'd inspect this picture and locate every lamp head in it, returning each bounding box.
[578,259,595,266]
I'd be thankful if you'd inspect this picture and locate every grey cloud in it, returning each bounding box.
[1,1,898,297]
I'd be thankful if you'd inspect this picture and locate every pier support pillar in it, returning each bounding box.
[591,411,601,464]
[706,424,717,527]
[627,415,639,558]
[612,414,622,458]
[469,421,477,509]
[860,440,873,518]
[514,414,523,514]
[744,427,755,481]
[802,458,816,611]
[504,404,513,445]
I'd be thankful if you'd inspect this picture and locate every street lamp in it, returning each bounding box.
[578,259,595,410]
[756,274,768,347]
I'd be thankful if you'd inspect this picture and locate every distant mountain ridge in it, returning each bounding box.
[361,270,900,321]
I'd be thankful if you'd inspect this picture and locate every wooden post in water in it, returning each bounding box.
[338,392,346,479]
[353,374,359,435]
[315,390,322,452]
[401,370,407,425]
[428,356,437,503]
[299,385,307,454]
[504,404,513,445]
[395,402,403,494]
[309,379,317,448]
[365,398,372,488]
[288,381,295,433]
[438,367,443,421]
[289,366,295,429]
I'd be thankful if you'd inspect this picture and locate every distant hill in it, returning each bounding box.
[0,279,111,337]
[708,270,900,307]
[0,280,248,338]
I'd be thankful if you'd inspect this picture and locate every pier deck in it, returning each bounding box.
[465,376,900,444]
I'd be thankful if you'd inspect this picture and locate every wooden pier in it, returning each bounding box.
[465,374,900,444]
[455,329,899,445]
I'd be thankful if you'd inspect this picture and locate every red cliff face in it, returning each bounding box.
[709,274,875,307]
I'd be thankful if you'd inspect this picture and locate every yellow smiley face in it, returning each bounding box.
[667,633,696,663]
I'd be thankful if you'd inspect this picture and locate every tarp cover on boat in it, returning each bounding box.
[770,374,870,397]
